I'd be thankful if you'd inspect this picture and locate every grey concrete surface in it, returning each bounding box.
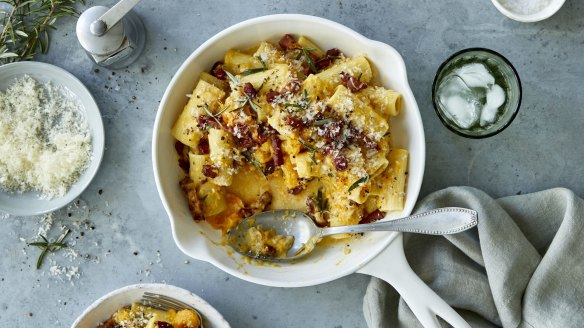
[1,0,583,327]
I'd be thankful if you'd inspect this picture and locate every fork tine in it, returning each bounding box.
[140,292,204,328]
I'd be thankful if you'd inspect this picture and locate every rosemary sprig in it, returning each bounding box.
[200,104,226,126]
[284,90,311,111]
[28,228,70,269]
[348,175,370,193]
[299,139,317,164]
[224,70,240,86]
[303,48,318,74]
[312,118,333,126]
[0,0,84,64]
[316,189,329,214]
[233,97,261,115]
[242,151,266,178]
[240,56,266,75]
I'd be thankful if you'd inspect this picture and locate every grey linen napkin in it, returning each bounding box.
[363,186,584,328]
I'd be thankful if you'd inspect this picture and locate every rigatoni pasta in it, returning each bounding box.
[172,33,408,233]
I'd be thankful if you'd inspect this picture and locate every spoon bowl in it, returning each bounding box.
[228,207,478,262]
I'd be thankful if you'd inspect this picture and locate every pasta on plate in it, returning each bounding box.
[172,34,408,234]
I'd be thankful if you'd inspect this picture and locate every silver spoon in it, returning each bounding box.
[228,207,478,261]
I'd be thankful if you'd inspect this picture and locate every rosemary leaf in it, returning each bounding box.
[28,228,71,269]
[312,118,333,126]
[240,67,265,75]
[303,48,317,74]
[298,139,316,152]
[224,70,240,86]
[348,175,370,193]
[248,99,261,114]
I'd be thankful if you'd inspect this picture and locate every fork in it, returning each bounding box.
[140,292,204,328]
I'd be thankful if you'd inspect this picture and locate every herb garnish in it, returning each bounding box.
[299,139,317,164]
[28,228,70,269]
[303,48,318,74]
[202,104,228,126]
[284,90,311,111]
[224,70,240,86]
[316,189,329,214]
[348,175,369,192]
[242,151,266,178]
[234,97,261,115]
[294,47,318,74]
[0,0,84,64]
[240,56,267,75]
[312,118,333,126]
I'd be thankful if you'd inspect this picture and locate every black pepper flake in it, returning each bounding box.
[94,68,100,73]
[133,251,139,256]
[80,232,85,236]
[111,72,115,76]
[98,189,103,195]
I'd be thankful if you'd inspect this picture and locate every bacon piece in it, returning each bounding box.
[316,58,332,71]
[285,115,306,129]
[279,34,299,50]
[361,209,386,224]
[232,123,256,149]
[326,48,342,58]
[340,72,367,92]
[322,120,345,142]
[333,155,348,171]
[198,137,210,154]
[263,159,276,175]
[211,61,227,80]
[270,134,284,166]
[288,185,304,195]
[266,90,280,104]
[243,82,258,99]
[179,177,204,221]
[202,165,219,178]
[282,78,302,94]
[257,123,276,144]
[175,141,189,172]
[197,115,221,130]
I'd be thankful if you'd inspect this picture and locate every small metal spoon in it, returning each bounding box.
[227,207,478,262]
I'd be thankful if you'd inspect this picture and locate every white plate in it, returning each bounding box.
[71,283,231,328]
[0,61,104,216]
[153,14,425,288]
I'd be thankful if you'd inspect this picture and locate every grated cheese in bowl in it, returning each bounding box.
[0,75,92,199]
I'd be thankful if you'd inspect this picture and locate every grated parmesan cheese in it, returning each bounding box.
[0,75,92,198]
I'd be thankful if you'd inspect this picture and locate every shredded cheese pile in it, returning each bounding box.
[0,75,92,199]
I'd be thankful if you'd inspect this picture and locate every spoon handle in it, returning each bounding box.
[320,207,478,237]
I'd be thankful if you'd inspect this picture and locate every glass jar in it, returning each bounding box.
[432,48,522,138]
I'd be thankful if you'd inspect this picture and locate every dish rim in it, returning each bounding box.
[152,13,426,287]
[70,283,231,328]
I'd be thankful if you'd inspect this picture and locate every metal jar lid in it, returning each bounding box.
[76,6,125,56]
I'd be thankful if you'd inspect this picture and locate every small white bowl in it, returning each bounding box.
[491,0,565,22]
[0,62,105,216]
[71,283,231,328]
